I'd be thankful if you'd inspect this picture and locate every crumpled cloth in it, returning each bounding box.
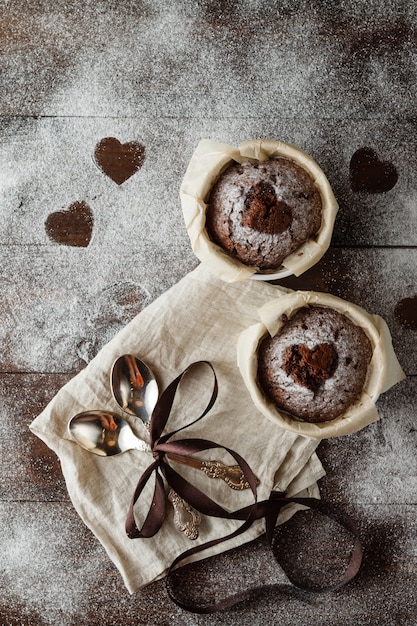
[30,264,323,593]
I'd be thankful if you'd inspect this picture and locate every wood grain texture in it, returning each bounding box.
[1,1,416,624]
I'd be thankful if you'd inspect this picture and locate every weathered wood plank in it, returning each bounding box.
[1,116,416,249]
[0,247,414,374]
[0,3,416,121]
[1,501,415,625]
[0,373,70,502]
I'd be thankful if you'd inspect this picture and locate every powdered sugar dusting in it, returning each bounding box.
[207,158,322,270]
[258,306,373,422]
[1,0,416,622]
[1,503,104,624]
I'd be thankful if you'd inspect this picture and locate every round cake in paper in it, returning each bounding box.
[257,306,373,423]
[205,157,322,270]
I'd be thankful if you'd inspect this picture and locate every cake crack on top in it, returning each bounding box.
[282,342,339,393]
[242,180,293,235]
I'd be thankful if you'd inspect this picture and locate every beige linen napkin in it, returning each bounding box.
[30,264,324,593]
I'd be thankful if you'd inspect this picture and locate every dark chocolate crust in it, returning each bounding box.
[257,306,373,423]
[206,157,322,270]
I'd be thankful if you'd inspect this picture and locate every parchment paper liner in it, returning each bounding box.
[237,291,406,439]
[180,139,339,282]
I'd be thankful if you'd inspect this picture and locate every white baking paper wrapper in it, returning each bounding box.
[180,139,339,282]
[237,291,406,439]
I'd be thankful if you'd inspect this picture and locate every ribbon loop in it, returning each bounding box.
[126,361,222,539]
[150,360,218,448]
[165,493,363,613]
[125,460,166,539]
[124,361,363,613]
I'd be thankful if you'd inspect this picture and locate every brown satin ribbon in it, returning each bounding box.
[126,361,363,613]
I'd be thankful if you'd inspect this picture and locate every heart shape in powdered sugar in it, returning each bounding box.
[349,147,398,193]
[394,295,417,330]
[282,343,338,392]
[94,137,145,185]
[45,201,93,247]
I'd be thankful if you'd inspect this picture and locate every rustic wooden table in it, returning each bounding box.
[1,2,416,624]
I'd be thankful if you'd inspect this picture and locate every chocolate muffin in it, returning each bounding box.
[205,157,322,270]
[257,306,373,423]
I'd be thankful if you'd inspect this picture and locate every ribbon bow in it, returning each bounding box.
[126,361,258,539]
[125,361,363,613]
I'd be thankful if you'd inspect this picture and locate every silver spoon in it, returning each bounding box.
[68,410,149,456]
[68,407,252,488]
[110,354,158,425]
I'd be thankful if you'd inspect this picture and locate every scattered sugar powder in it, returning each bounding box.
[1,502,106,625]
[319,377,416,507]
[0,113,199,372]
[1,3,416,622]
[0,244,156,372]
[350,382,417,506]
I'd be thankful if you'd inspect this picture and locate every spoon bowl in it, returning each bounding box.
[111,354,159,424]
[68,410,149,456]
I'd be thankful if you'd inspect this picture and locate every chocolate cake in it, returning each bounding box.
[205,157,322,270]
[257,306,373,423]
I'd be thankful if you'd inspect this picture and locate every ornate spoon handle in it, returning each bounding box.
[168,489,201,540]
[166,453,256,490]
